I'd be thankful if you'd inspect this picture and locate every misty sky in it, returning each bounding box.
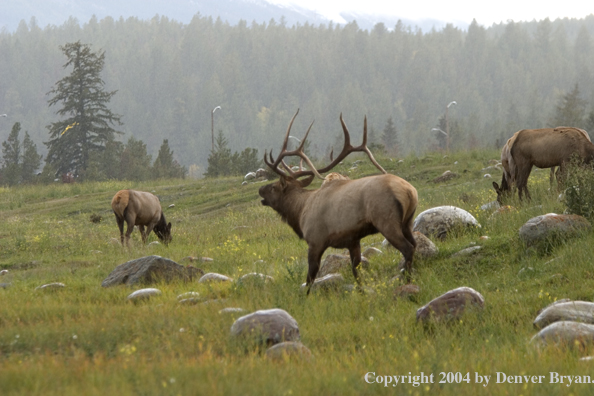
[270,0,594,26]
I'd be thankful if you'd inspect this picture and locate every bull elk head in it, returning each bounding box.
[259,110,418,294]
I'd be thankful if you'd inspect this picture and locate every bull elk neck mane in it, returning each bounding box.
[258,109,418,295]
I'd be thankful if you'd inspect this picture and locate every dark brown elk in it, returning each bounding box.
[258,110,418,294]
[111,189,172,246]
[493,127,591,203]
[501,127,594,200]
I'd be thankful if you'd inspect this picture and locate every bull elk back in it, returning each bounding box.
[258,110,418,294]
[111,189,172,246]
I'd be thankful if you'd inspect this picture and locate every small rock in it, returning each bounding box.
[102,256,204,287]
[0,270,8,276]
[177,291,200,300]
[536,298,572,315]
[483,174,492,178]
[361,247,382,259]
[452,246,482,257]
[266,341,313,361]
[479,235,490,240]
[230,308,300,346]
[127,288,161,301]
[168,204,175,208]
[244,172,257,180]
[394,284,421,299]
[36,282,66,290]
[517,266,534,276]
[480,201,500,211]
[179,298,201,305]
[199,273,233,283]
[416,286,485,323]
[0,283,11,289]
[219,307,246,314]
[148,241,160,246]
[301,273,345,292]
[238,273,274,284]
[432,170,458,183]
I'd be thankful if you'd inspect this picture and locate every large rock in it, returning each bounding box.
[416,286,485,323]
[386,231,438,260]
[531,321,594,349]
[519,213,591,246]
[413,206,480,240]
[101,255,204,287]
[534,301,594,329]
[198,273,233,283]
[318,254,369,278]
[230,308,300,346]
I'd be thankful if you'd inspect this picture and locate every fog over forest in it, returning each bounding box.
[2,10,594,176]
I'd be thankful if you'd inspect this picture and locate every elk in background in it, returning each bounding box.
[258,110,418,294]
[502,127,594,200]
[111,189,172,247]
[493,127,591,203]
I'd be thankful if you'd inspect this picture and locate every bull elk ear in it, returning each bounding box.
[492,181,501,193]
[167,222,172,231]
[279,175,289,190]
[298,175,315,188]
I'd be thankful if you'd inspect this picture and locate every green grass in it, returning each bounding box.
[2,149,594,395]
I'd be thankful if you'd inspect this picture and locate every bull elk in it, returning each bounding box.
[493,127,594,201]
[258,110,418,294]
[111,189,172,247]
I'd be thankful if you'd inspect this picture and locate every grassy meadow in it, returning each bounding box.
[2,149,594,395]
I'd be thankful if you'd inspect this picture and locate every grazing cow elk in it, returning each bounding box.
[111,189,172,247]
[500,127,594,201]
[493,127,591,203]
[258,110,418,294]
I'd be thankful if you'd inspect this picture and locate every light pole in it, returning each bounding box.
[445,101,456,154]
[211,106,221,152]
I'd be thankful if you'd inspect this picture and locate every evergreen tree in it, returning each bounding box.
[382,117,398,154]
[1,122,22,186]
[153,139,186,179]
[549,83,587,128]
[45,41,122,179]
[204,131,233,177]
[119,136,152,181]
[232,147,261,175]
[86,138,124,181]
[21,132,42,183]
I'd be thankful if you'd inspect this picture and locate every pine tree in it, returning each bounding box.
[549,84,587,128]
[153,139,185,179]
[119,136,152,181]
[1,122,22,186]
[45,41,122,179]
[21,132,42,183]
[204,131,233,177]
[382,117,398,154]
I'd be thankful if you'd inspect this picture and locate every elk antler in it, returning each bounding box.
[264,110,387,180]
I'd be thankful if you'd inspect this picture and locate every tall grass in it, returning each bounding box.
[1,150,594,395]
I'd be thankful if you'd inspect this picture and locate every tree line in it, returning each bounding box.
[2,14,594,183]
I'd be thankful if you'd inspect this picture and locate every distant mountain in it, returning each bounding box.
[0,0,462,33]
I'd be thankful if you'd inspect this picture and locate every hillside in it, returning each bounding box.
[1,149,594,395]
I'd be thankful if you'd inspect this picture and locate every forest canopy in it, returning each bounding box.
[1,14,594,176]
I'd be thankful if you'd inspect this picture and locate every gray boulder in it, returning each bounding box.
[230,308,300,346]
[534,301,594,329]
[101,255,204,287]
[519,213,591,246]
[531,321,594,349]
[413,206,480,240]
[416,286,485,323]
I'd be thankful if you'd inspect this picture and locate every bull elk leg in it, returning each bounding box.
[305,244,325,295]
[347,243,362,287]
[378,224,416,283]
[139,225,147,244]
[115,214,126,246]
[124,214,136,247]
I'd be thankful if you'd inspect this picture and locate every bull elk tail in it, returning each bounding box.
[111,189,130,218]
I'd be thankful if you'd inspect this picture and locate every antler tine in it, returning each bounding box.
[280,109,300,154]
[360,116,387,174]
